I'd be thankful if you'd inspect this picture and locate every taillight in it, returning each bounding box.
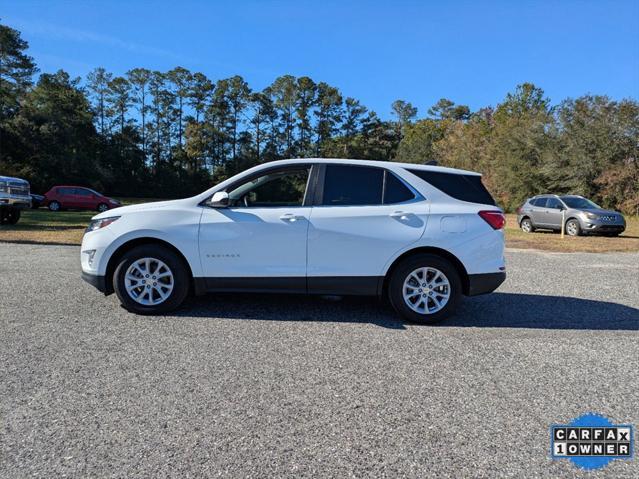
[478,210,505,230]
[515,207,522,214]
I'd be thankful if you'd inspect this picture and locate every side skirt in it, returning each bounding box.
[193,276,383,297]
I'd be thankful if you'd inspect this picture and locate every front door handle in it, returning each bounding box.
[280,213,305,222]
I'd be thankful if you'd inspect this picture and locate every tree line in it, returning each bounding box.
[1,22,637,213]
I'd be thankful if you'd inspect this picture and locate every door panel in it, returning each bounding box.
[199,207,311,282]
[307,164,427,280]
[198,165,313,286]
[307,203,427,278]
[530,198,548,226]
[544,198,564,227]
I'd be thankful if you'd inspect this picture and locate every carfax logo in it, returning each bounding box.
[551,413,634,470]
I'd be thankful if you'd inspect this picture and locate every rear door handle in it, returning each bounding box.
[390,211,410,220]
[280,213,305,222]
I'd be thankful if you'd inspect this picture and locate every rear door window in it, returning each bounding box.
[321,165,384,206]
[406,169,496,206]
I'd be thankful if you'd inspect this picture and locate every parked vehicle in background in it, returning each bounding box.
[30,193,45,209]
[80,158,506,324]
[0,175,31,225]
[44,186,121,212]
[517,194,626,236]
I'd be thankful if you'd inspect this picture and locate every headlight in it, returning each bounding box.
[585,213,598,220]
[86,216,120,232]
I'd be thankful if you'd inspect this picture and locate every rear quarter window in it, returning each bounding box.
[406,169,496,206]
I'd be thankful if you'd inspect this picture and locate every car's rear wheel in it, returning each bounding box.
[566,219,581,236]
[113,244,190,314]
[520,218,534,233]
[48,201,61,212]
[388,254,462,324]
[97,203,109,213]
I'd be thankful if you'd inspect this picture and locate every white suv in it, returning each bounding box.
[81,159,506,323]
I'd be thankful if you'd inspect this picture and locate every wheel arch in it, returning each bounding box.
[519,215,531,225]
[381,246,470,297]
[103,237,194,295]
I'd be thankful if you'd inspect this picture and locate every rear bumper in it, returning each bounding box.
[467,272,506,296]
[81,271,108,294]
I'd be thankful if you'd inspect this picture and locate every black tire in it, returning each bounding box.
[113,244,190,315]
[97,203,109,213]
[520,217,535,233]
[565,219,581,236]
[388,254,462,324]
[48,201,61,212]
[5,208,20,225]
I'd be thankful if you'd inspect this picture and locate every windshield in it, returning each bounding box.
[560,196,600,209]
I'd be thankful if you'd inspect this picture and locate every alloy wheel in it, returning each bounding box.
[124,257,174,306]
[402,267,451,315]
[566,221,578,236]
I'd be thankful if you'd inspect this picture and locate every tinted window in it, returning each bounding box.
[75,188,93,196]
[58,187,73,195]
[406,169,496,206]
[322,165,383,206]
[384,172,415,204]
[531,198,547,207]
[545,198,562,209]
[228,168,310,207]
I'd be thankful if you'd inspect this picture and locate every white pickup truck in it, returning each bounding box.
[0,175,31,225]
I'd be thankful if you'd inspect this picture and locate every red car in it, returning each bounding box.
[44,186,121,212]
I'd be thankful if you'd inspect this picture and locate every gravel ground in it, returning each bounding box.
[1,243,638,478]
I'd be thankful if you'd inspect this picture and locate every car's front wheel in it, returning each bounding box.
[565,219,581,236]
[388,254,462,324]
[113,244,190,314]
[97,203,109,213]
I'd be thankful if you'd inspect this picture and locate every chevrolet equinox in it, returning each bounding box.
[81,159,506,323]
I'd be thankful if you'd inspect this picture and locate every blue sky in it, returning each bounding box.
[3,0,638,118]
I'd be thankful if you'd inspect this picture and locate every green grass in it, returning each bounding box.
[0,199,163,244]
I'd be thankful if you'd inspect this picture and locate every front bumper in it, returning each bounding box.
[581,222,625,235]
[0,196,31,208]
[467,272,506,296]
[81,271,108,293]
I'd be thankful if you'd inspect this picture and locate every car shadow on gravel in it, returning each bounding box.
[452,293,639,330]
[180,294,408,329]
[177,292,639,331]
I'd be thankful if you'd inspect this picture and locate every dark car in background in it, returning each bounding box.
[30,193,45,209]
[517,194,626,236]
[44,186,121,212]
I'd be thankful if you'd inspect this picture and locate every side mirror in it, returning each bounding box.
[209,191,229,208]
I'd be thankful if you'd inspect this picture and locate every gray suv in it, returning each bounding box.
[517,195,626,237]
